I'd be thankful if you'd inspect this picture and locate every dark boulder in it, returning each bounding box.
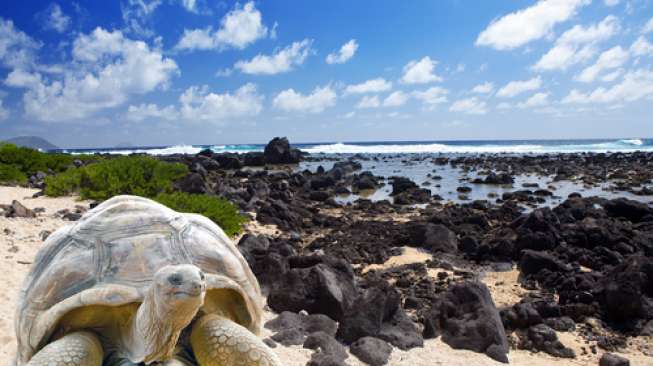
[598,255,653,324]
[350,337,392,366]
[520,324,575,358]
[265,311,338,346]
[304,331,348,366]
[424,281,509,363]
[337,280,423,350]
[599,353,630,366]
[406,223,458,253]
[175,173,208,194]
[267,256,357,322]
[390,177,418,195]
[264,137,302,164]
[519,250,572,277]
[603,198,653,223]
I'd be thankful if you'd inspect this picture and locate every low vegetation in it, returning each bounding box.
[43,155,246,235]
[45,155,188,199]
[154,192,247,237]
[0,143,79,184]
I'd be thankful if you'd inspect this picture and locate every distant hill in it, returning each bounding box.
[2,136,59,150]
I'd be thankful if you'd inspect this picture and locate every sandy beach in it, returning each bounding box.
[1,186,651,365]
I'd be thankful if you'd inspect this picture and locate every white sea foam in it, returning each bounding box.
[300,140,653,154]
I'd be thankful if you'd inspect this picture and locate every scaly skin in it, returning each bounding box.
[25,331,103,366]
[191,314,281,366]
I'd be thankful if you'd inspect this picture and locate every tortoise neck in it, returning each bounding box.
[124,286,201,363]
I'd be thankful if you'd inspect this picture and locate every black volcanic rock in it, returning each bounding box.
[406,223,458,253]
[390,177,418,195]
[350,337,392,366]
[603,198,653,223]
[264,137,302,164]
[424,281,509,363]
[267,256,357,322]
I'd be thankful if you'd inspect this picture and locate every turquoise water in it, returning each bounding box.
[55,138,653,155]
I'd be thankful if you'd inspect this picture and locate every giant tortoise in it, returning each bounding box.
[15,195,281,366]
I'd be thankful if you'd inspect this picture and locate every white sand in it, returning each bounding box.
[1,186,651,365]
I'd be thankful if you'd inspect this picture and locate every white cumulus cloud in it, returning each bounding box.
[476,0,590,50]
[345,78,392,94]
[412,87,449,108]
[401,56,442,84]
[6,27,178,122]
[643,17,653,34]
[175,1,268,51]
[631,36,653,57]
[273,85,336,113]
[472,82,494,94]
[497,76,543,98]
[449,97,487,115]
[517,92,550,108]
[604,0,620,6]
[356,95,380,109]
[533,15,619,71]
[234,39,313,75]
[576,46,629,83]
[38,3,71,33]
[0,18,41,69]
[326,39,358,64]
[562,69,653,104]
[179,83,263,121]
[383,91,409,107]
[126,83,263,122]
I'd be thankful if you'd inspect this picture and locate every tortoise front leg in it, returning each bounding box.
[190,314,281,366]
[25,331,103,366]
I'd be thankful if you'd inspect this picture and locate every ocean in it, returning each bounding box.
[52,138,653,155]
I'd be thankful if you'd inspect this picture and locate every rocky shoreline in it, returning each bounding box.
[4,137,653,365]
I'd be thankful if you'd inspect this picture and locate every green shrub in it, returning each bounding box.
[0,143,74,176]
[45,156,188,200]
[43,168,81,196]
[0,164,28,185]
[155,192,247,236]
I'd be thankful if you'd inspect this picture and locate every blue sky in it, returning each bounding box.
[1,0,652,147]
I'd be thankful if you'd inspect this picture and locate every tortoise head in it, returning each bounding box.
[152,264,206,311]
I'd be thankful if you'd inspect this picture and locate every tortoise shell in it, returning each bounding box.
[15,195,262,365]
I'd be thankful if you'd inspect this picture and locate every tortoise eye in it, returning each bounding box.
[168,273,183,286]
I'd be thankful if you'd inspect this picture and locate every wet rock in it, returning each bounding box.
[264,137,302,164]
[603,198,653,223]
[424,281,509,363]
[393,188,431,205]
[350,337,392,366]
[475,172,514,185]
[390,177,418,195]
[599,353,630,366]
